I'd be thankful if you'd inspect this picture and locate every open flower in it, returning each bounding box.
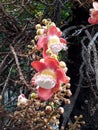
[88,2,98,24]
[37,26,67,57]
[17,94,28,107]
[31,57,69,100]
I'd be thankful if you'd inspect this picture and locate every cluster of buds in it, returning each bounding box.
[88,1,98,24]
[15,87,71,130]
[65,115,85,130]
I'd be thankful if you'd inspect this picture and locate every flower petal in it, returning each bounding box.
[60,38,67,44]
[56,68,69,83]
[31,61,46,72]
[48,26,62,37]
[37,87,53,100]
[37,36,48,49]
[42,44,49,58]
[88,17,98,24]
[93,2,98,10]
[45,58,59,70]
[53,81,60,91]
[48,26,58,36]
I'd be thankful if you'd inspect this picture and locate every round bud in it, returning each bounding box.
[42,19,48,25]
[79,114,83,118]
[59,61,66,68]
[30,93,38,99]
[58,107,64,114]
[66,89,72,97]
[45,106,52,113]
[34,35,40,41]
[64,99,71,104]
[66,83,71,89]
[74,116,78,119]
[37,29,44,35]
[35,24,41,29]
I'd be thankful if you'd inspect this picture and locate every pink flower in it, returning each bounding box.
[17,94,28,107]
[31,57,69,100]
[88,2,98,24]
[37,26,67,57]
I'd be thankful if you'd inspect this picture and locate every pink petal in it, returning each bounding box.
[37,36,48,49]
[37,87,53,100]
[93,2,98,10]
[88,17,98,24]
[48,26,58,36]
[56,68,65,81]
[56,68,69,83]
[56,28,62,37]
[42,45,49,58]
[45,58,59,70]
[53,81,60,91]
[31,61,46,72]
[60,38,67,44]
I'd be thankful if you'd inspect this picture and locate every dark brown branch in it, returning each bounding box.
[10,45,30,88]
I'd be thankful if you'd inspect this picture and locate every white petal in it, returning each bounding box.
[35,75,56,89]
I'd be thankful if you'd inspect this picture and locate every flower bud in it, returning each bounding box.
[37,29,44,35]
[17,94,28,107]
[34,35,40,41]
[66,83,71,88]
[64,99,71,104]
[45,106,52,113]
[59,61,66,68]
[42,19,48,25]
[58,107,64,114]
[35,24,41,29]
[66,89,72,97]
[30,93,38,99]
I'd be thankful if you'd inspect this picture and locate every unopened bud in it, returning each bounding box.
[59,61,66,68]
[58,107,64,114]
[34,35,40,41]
[64,99,71,104]
[37,29,44,35]
[35,24,41,29]
[30,93,38,99]
[66,89,72,97]
[66,83,71,88]
[42,19,48,25]
[45,106,52,113]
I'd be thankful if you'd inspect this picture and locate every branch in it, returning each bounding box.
[10,45,30,88]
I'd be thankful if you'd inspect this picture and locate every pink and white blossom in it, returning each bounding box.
[31,57,69,100]
[88,2,98,24]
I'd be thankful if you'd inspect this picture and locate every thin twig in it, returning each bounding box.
[10,45,30,88]
[1,65,13,96]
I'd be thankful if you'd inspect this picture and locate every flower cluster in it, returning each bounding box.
[31,19,70,100]
[16,19,72,130]
[35,19,67,58]
[88,1,98,24]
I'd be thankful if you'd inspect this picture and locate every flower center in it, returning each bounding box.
[48,35,60,46]
[35,69,56,89]
[50,44,63,55]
